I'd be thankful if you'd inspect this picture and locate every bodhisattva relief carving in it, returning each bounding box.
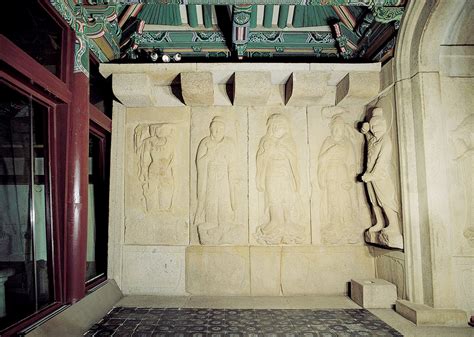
[451,114,474,247]
[360,108,403,249]
[255,113,305,245]
[194,116,241,245]
[134,123,175,212]
[317,116,360,244]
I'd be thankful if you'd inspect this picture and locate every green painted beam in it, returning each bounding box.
[250,5,258,28]
[112,1,407,6]
[187,5,199,27]
[263,5,274,28]
[203,5,213,28]
[292,5,304,27]
[277,5,289,29]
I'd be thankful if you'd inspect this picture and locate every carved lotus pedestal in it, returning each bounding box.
[365,230,403,250]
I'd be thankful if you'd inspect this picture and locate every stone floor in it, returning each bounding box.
[83,296,473,337]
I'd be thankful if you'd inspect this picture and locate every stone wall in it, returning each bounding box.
[105,63,403,296]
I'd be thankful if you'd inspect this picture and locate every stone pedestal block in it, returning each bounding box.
[350,278,397,308]
[181,72,214,106]
[112,73,153,107]
[233,71,272,106]
[336,72,380,107]
[396,300,468,327]
[285,72,329,106]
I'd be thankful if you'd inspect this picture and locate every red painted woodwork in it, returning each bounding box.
[0,35,72,103]
[90,104,112,132]
[65,71,90,304]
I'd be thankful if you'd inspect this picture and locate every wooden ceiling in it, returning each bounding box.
[50,0,407,64]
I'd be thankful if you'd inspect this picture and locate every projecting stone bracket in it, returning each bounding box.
[112,73,153,107]
[335,72,380,107]
[233,71,272,106]
[181,72,215,106]
[396,300,468,327]
[285,72,330,106]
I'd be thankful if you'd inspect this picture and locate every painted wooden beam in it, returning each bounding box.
[187,5,199,27]
[111,1,407,5]
[232,5,252,59]
[277,5,289,29]
[203,5,213,28]
[250,5,258,28]
[263,5,274,28]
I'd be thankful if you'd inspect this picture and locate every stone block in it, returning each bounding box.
[350,278,397,308]
[190,107,248,245]
[124,107,190,245]
[250,246,282,296]
[181,72,214,106]
[122,246,187,295]
[186,246,250,295]
[280,246,375,295]
[396,300,468,327]
[285,72,329,106]
[112,73,153,107]
[233,71,272,105]
[336,72,380,107]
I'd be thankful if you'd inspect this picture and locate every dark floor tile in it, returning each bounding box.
[114,331,133,337]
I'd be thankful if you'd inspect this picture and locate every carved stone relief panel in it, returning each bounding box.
[442,77,474,255]
[373,248,407,299]
[249,107,310,245]
[125,107,190,245]
[308,106,370,245]
[190,107,248,245]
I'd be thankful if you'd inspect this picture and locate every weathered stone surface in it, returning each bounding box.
[336,72,380,107]
[190,107,248,245]
[248,107,311,245]
[396,300,468,326]
[186,246,250,295]
[351,278,397,308]
[233,71,272,106]
[124,107,190,245]
[280,246,375,295]
[181,72,214,106]
[122,246,186,295]
[113,73,153,107]
[285,72,329,106]
[250,246,282,296]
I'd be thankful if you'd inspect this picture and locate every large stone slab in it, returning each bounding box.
[396,300,468,327]
[285,72,329,106]
[190,107,248,245]
[280,246,375,295]
[233,71,272,106]
[124,107,190,245]
[181,72,214,106]
[335,72,380,107]
[248,107,311,245]
[307,106,370,245]
[186,246,250,295]
[113,73,153,107]
[250,246,282,296]
[122,245,186,295]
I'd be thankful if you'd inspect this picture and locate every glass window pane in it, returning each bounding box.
[0,1,63,78]
[0,83,54,331]
[86,135,109,282]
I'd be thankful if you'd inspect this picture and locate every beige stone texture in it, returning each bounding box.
[122,246,186,295]
[248,107,311,245]
[233,71,272,106]
[335,72,380,107]
[190,107,248,245]
[307,106,370,245]
[186,246,250,295]
[440,45,474,77]
[124,107,190,245]
[280,246,375,295]
[396,300,468,327]
[112,73,153,107]
[285,72,329,106]
[350,278,397,308]
[452,257,474,316]
[372,247,407,299]
[250,246,282,296]
[181,72,214,106]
